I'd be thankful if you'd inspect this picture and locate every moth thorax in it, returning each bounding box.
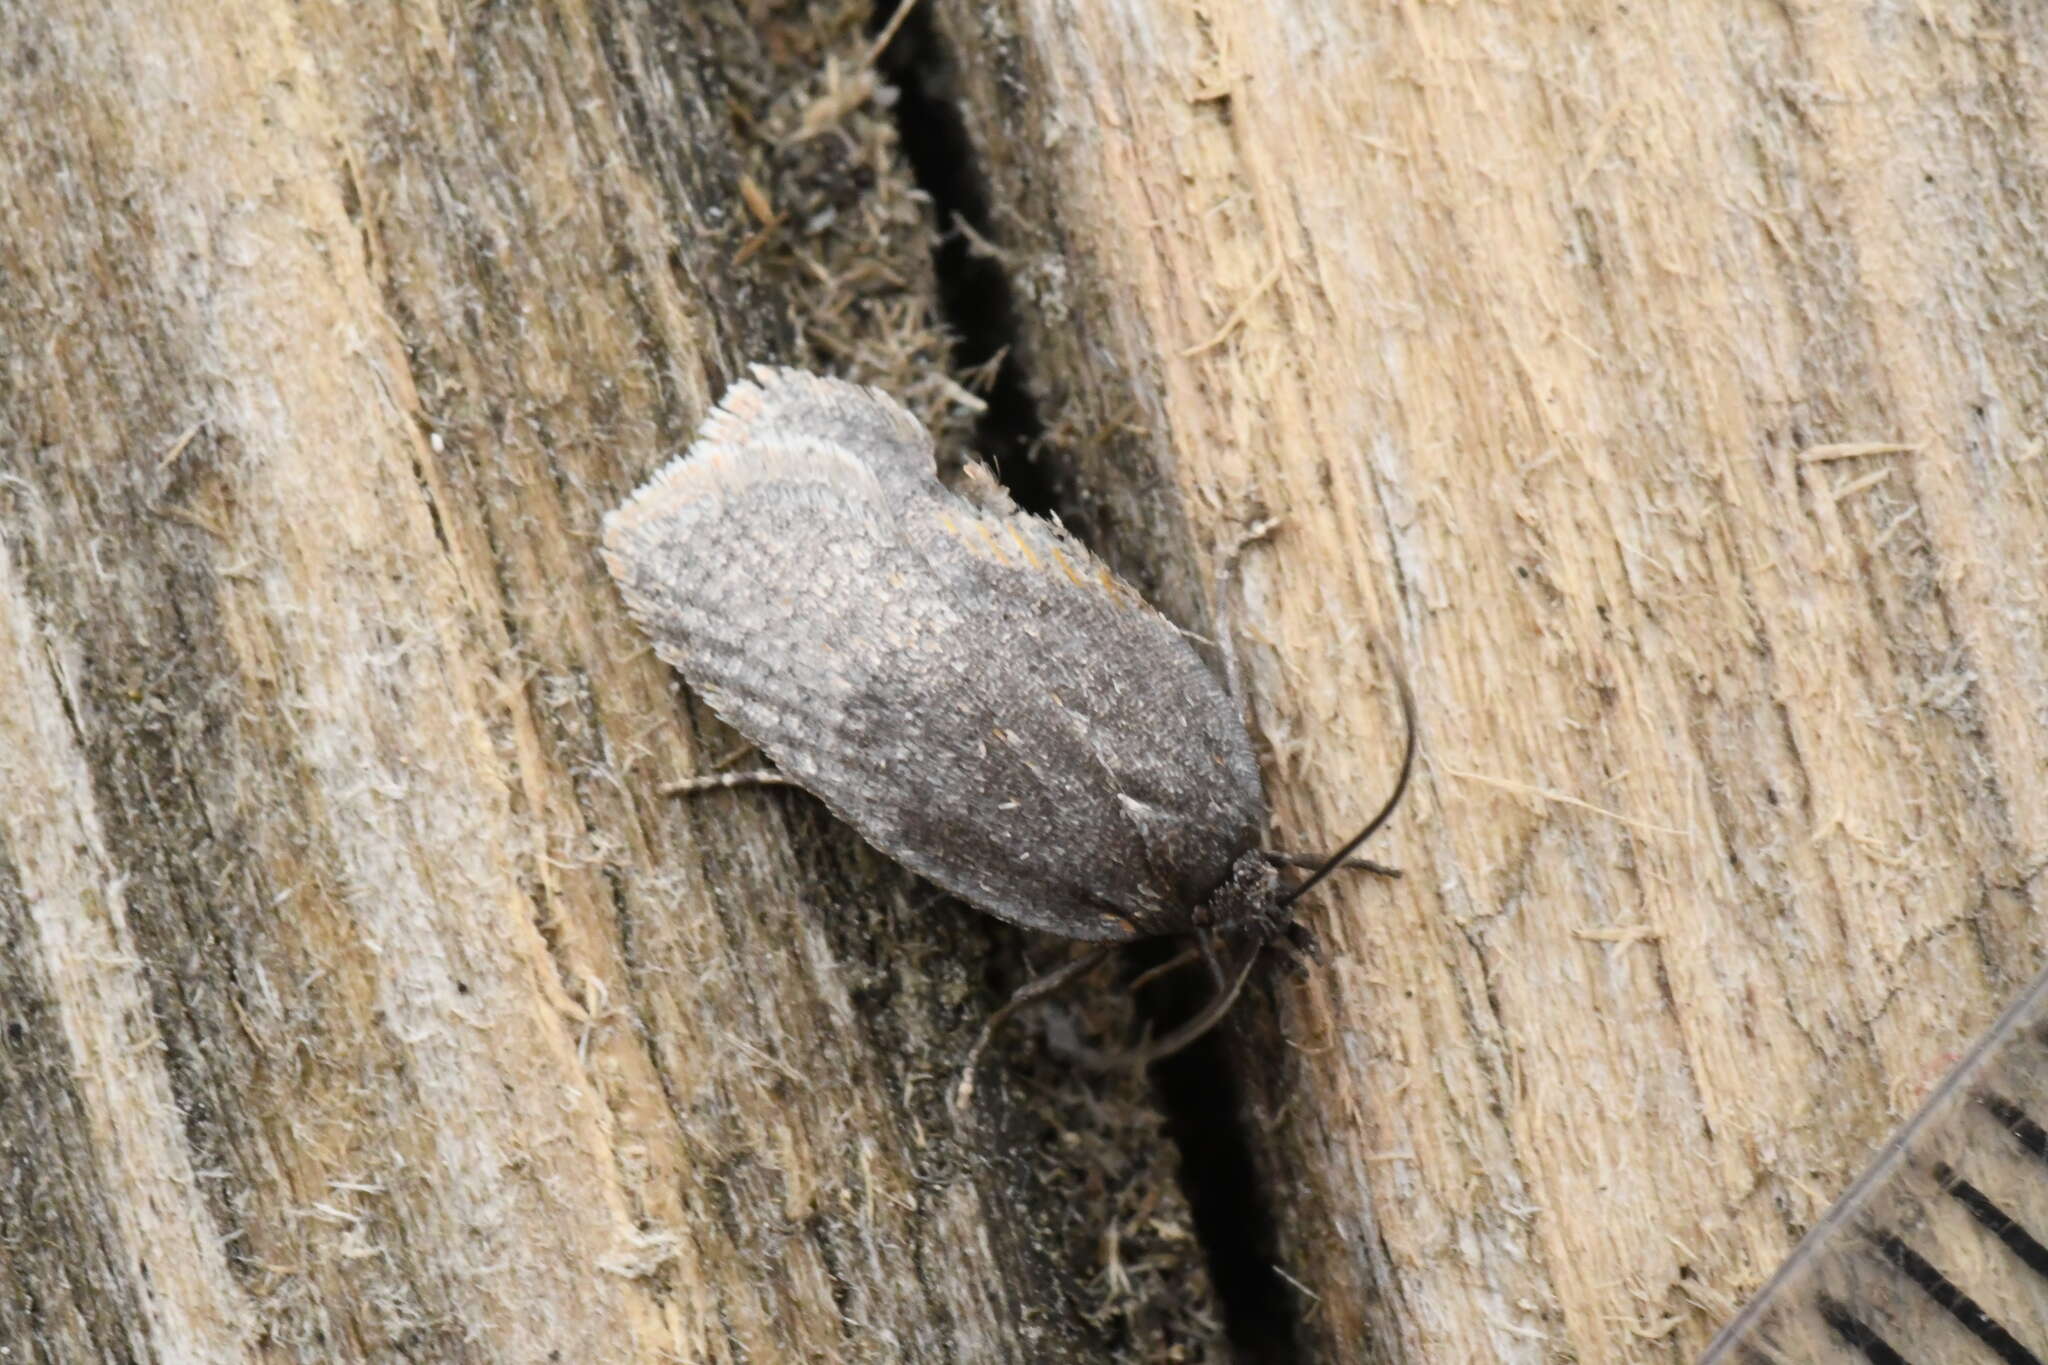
[1197,850,1284,934]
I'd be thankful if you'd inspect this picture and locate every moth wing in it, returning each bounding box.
[604,371,1184,940]
[602,368,942,755]
[703,365,937,496]
[604,421,888,771]
[908,485,1267,921]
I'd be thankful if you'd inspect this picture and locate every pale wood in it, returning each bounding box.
[0,5,1219,1362]
[939,1,2048,1359]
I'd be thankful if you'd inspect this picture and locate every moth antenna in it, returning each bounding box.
[1279,667,1417,909]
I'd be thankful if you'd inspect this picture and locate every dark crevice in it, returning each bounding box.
[870,4,1058,519]
[1140,946,1298,1361]
[873,7,1298,1359]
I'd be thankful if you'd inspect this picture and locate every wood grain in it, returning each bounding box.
[0,4,1218,1361]
[937,1,2048,1358]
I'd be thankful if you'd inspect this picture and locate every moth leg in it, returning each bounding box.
[660,769,796,797]
[953,944,1115,1113]
[1066,934,1265,1072]
[1263,849,1401,879]
[1211,515,1283,718]
[1125,943,1204,995]
[1276,919,1323,967]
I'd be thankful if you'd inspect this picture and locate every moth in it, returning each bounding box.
[602,366,1410,1102]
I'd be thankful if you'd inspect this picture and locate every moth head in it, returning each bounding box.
[1124,673,1420,1065]
[969,673,1417,1092]
[1194,849,1286,935]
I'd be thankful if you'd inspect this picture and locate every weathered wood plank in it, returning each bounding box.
[0,4,1219,1361]
[936,2,2048,1358]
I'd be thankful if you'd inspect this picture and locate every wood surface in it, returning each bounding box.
[7,2,2047,1364]
[933,1,2048,1360]
[0,4,1218,1362]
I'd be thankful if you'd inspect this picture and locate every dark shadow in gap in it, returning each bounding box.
[1137,944,1301,1363]
[870,2,1060,520]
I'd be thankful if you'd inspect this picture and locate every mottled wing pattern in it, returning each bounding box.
[921,467,1267,922]
[603,369,906,812]
[603,367,1264,940]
